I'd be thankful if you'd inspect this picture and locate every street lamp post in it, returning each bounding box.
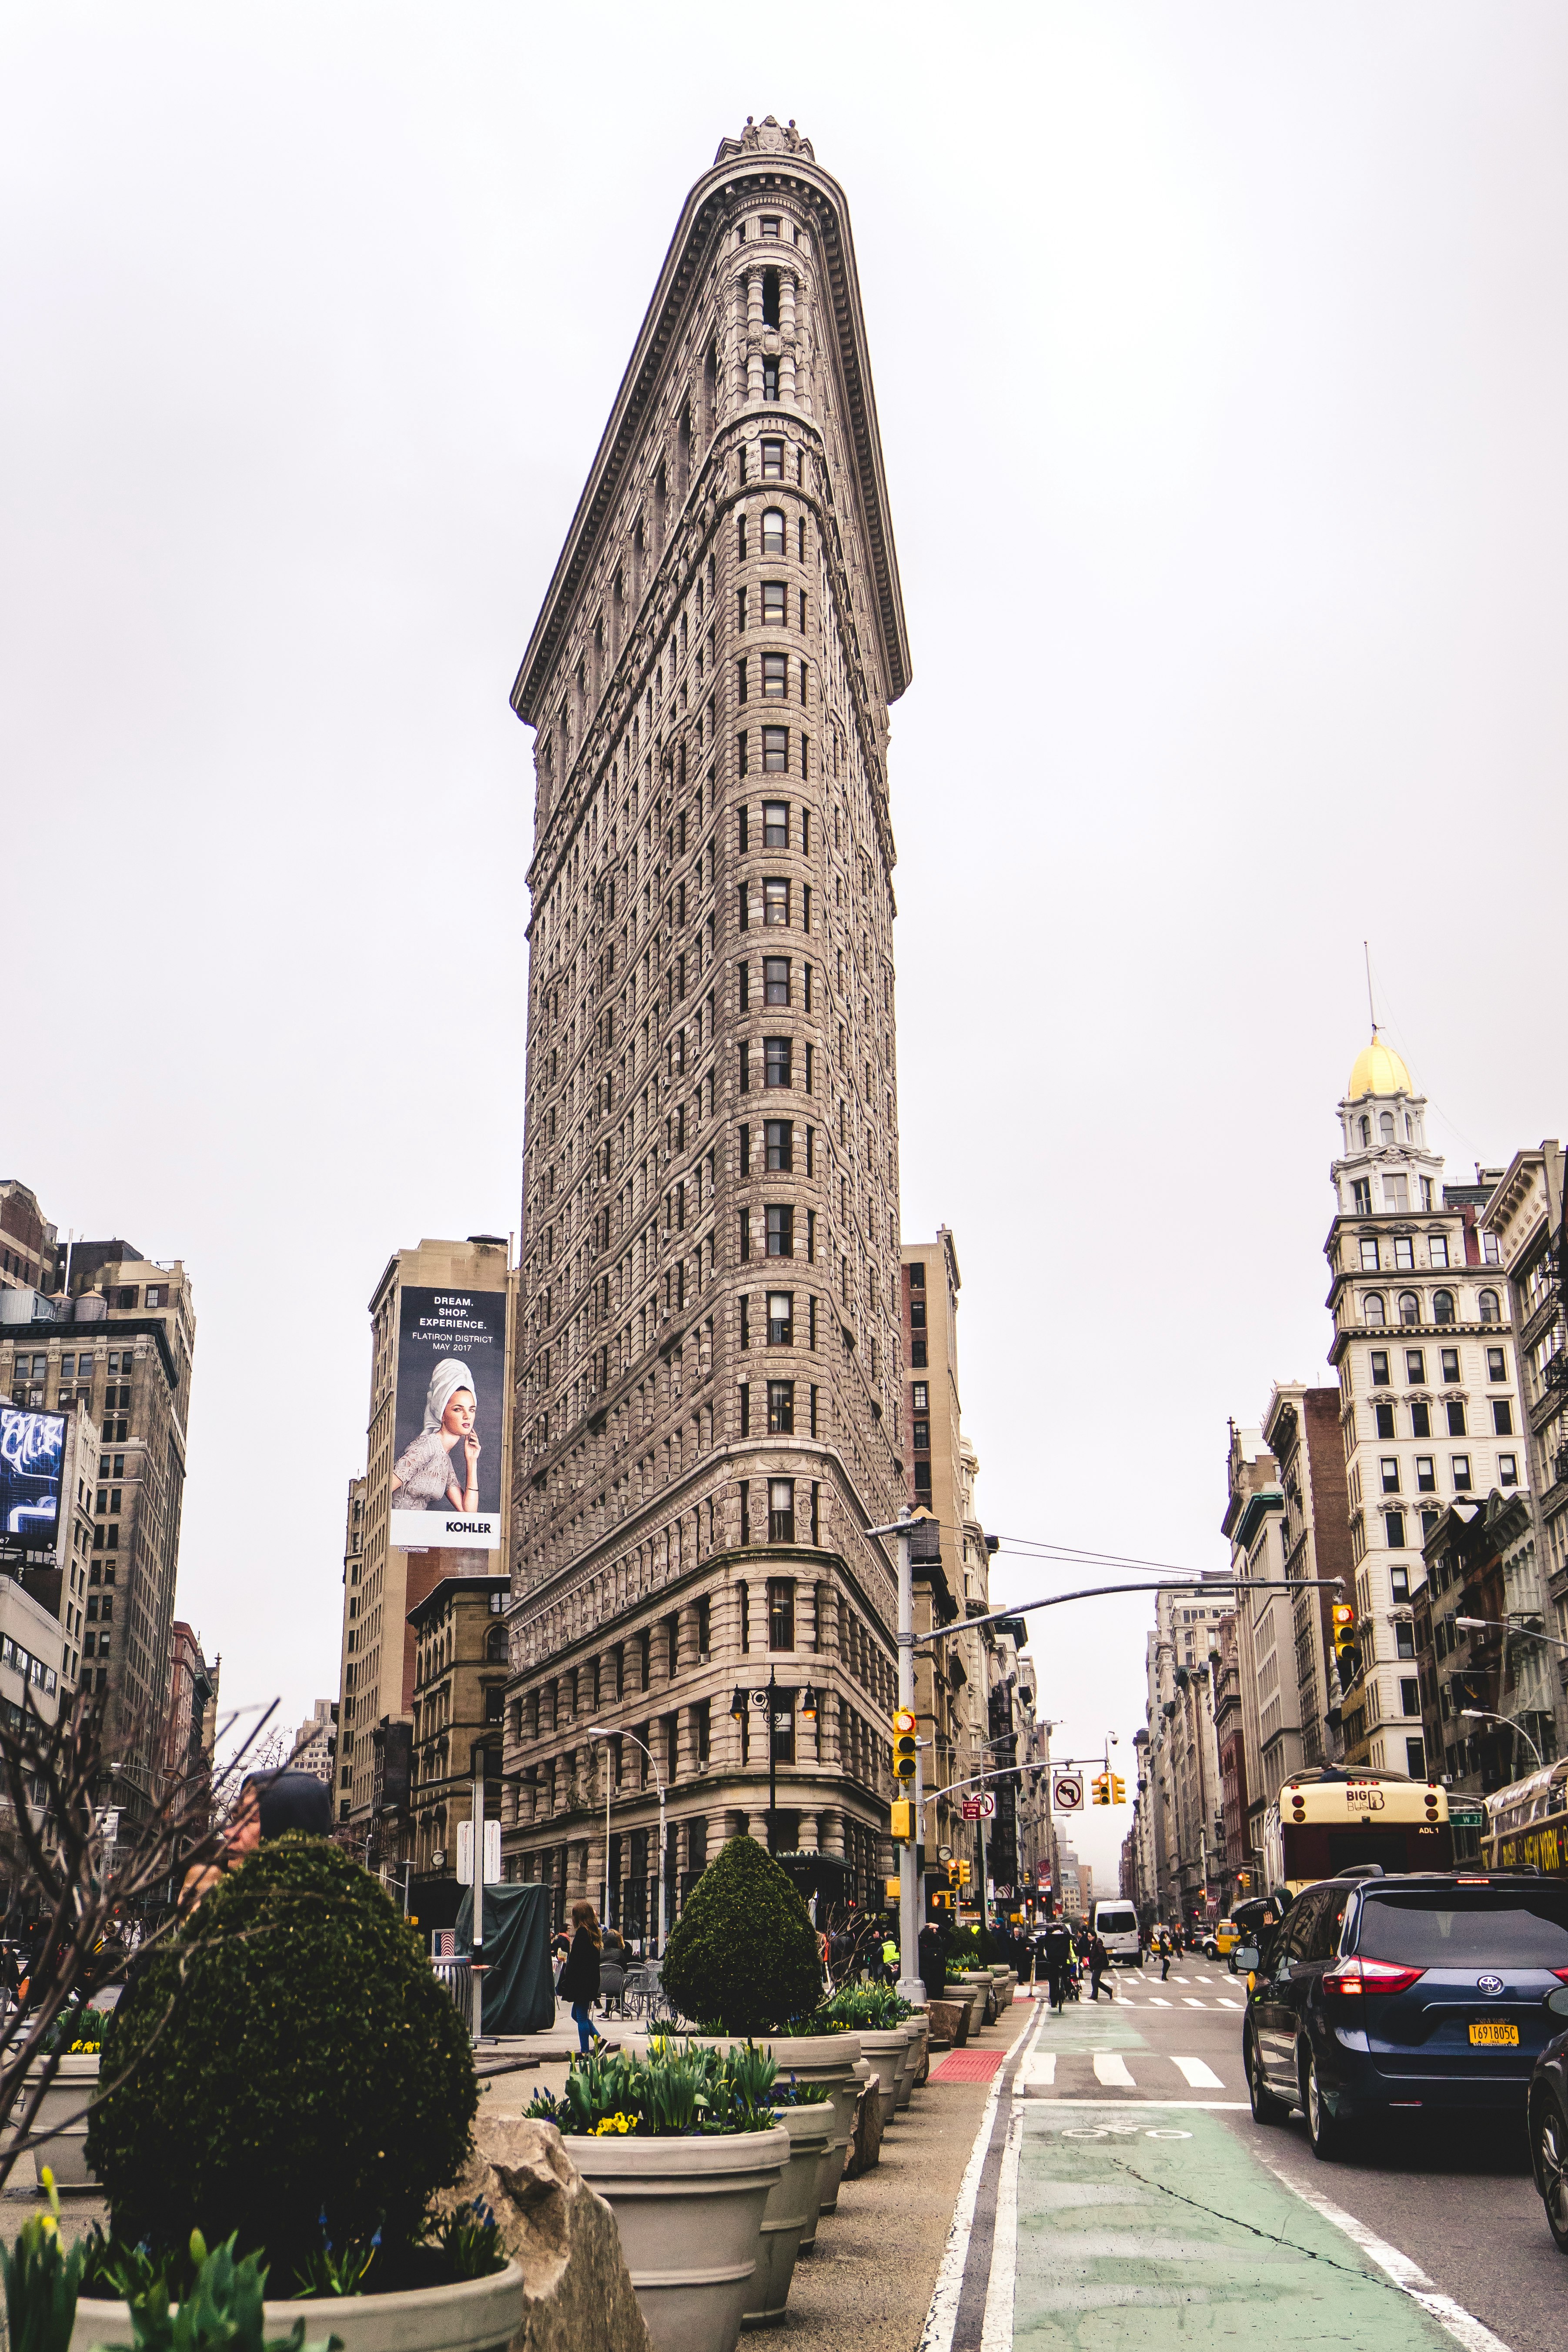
[588,1725,666,1954]
[1461,1708,1544,1773]
[865,1509,926,2008]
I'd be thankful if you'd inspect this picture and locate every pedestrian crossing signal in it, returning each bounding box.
[1091,1774,1111,1806]
[890,1799,913,1841]
[892,1707,917,1782]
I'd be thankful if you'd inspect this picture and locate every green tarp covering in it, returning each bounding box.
[453,1882,556,2035]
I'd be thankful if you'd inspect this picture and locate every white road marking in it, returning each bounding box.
[1217,1997,1241,2010]
[1092,2052,1137,2087]
[1023,2051,1056,2085]
[1170,2055,1224,2088]
[918,2000,1043,2352]
[1182,1997,1206,2008]
[1147,1996,1172,2007]
[980,2090,1025,2350]
[1252,2150,1516,2352]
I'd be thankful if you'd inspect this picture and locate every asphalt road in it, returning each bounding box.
[1003,1959,1561,2352]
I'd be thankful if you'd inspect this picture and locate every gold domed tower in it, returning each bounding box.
[1331,1030,1441,1219]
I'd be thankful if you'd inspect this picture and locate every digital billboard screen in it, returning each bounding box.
[389,1286,507,1551]
[0,1406,67,1556]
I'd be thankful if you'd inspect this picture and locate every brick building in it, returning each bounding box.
[500,117,913,1930]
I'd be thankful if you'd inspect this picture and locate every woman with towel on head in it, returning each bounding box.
[391,1359,482,1518]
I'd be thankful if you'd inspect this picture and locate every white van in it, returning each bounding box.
[1092,1900,1140,1964]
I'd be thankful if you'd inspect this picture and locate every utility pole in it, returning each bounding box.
[767,1661,778,1855]
[866,1507,926,2007]
[469,1758,487,2045]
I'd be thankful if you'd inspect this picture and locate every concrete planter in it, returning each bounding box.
[856,2031,906,2130]
[24,2054,98,2189]
[953,1975,990,2034]
[896,2015,926,2110]
[70,2263,527,2352]
[572,2125,788,2352]
[627,2033,861,2217]
[744,2102,833,2321]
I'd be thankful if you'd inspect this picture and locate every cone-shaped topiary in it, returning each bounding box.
[660,1833,822,2033]
[86,1834,477,2284]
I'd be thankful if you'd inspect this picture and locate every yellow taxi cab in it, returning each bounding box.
[1201,1918,1240,1962]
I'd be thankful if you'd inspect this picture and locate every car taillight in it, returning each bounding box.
[1321,1957,1425,1996]
[1552,1969,1568,1985]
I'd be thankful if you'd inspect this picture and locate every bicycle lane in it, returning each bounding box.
[1012,2105,1487,2352]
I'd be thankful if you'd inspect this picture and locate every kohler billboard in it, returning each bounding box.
[388,1287,507,1551]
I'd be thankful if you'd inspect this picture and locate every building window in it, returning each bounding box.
[1370,1350,1390,1385]
[739,1383,751,1437]
[739,1208,751,1261]
[1451,1454,1472,1490]
[767,1380,795,1434]
[912,1380,929,1412]
[739,1040,751,1092]
[1391,1565,1410,1601]
[1375,1401,1395,1438]
[1405,1737,1426,1777]
[762,727,788,772]
[1411,1401,1431,1438]
[761,507,786,555]
[764,1036,792,1088]
[1400,1679,1421,1717]
[1433,1290,1456,1326]
[763,877,789,926]
[765,1119,793,1171]
[1393,1237,1414,1270]
[1478,1289,1500,1325]
[1406,1349,1425,1384]
[1364,1294,1387,1327]
[761,439,784,479]
[762,650,788,698]
[769,1483,796,1545]
[1415,1457,1436,1492]
[762,581,787,628]
[1398,1291,1420,1327]
[1352,1179,1372,1214]
[1499,1453,1519,1486]
[767,1290,793,1344]
[1360,1238,1381,1271]
[1384,1507,1405,1547]
[1381,1458,1401,1494]
[913,1417,930,1452]
[1430,1235,1450,1270]
[1441,1348,1461,1384]
[1381,1113,1397,1144]
[764,957,790,1005]
[1447,1400,1467,1437]
[1487,1346,1507,1381]
[766,1205,794,1257]
[762,357,779,400]
[1384,1173,1410,1210]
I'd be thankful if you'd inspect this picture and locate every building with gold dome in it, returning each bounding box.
[1323,1032,1536,1777]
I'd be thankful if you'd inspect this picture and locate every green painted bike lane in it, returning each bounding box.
[1013,2098,1459,2350]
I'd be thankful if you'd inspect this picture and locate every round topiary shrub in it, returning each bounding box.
[661,1833,822,2034]
[87,1834,477,2283]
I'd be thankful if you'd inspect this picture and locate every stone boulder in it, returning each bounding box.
[927,1998,966,2050]
[431,2115,652,2352]
[840,2072,884,2180]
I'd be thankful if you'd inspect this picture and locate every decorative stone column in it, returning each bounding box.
[797,1812,819,1854]
[779,273,798,403]
[746,272,765,401]
[819,1807,846,1861]
[748,1811,772,1847]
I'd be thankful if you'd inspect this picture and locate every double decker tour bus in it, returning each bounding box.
[1482,1760,1568,1875]
[1263,1766,1452,1894]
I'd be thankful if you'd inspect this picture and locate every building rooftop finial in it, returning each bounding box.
[714,114,815,165]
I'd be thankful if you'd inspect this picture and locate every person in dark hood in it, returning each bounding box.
[917,1919,948,2007]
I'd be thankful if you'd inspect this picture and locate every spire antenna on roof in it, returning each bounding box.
[1364,939,1377,1036]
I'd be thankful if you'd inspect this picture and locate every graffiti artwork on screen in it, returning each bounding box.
[389,1287,507,1550]
[0,1406,66,1554]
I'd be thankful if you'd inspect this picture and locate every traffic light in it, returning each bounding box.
[1091,1774,1110,1806]
[947,1860,960,1888]
[890,1799,913,1842]
[1111,1775,1126,1805]
[892,1708,917,1782]
[958,1861,971,1888]
[1332,1601,1361,1683]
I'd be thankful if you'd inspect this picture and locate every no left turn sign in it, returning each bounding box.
[1053,1773,1084,1811]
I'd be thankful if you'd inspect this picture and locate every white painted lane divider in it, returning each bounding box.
[1252,2150,1515,2352]
[1170,2055,1224,2088]
[1091,2052,1136,2087]
[918,1998,1045,2352]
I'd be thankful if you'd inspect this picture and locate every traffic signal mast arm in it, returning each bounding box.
[910,1578,1348,1646]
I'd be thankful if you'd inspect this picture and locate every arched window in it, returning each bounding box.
[761,508,786,556]
[1360,1116,1371,1147]
[1398,1291,1421,1326]
[1433,1289,1456,1326]
[1380,1112,1396,1143]
[486,1624,508,1664]
[1363,1293,1387,1326]
[1479,1289,1500,1326]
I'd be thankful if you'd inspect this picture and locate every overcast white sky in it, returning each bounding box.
[6,4,1566,1883]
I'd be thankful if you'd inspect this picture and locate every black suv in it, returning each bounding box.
[1240,1871,1568,2158]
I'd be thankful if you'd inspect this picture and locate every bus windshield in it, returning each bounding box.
[1267,1771,1451,1892]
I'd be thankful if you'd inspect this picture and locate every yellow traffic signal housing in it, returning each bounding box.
[947,1860,960,1888]
[892,1707,917,1782]
[1091,1774,1110,1806]
[1112,1775,1126,1805]
[1331,1600,1361,1681]
[890,1798,913,1841]
[958,1860,972,1887]
[932,1889,953,1911]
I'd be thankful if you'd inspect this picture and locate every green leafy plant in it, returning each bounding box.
[424,2198,505,2284]
[819,1984,913,2031]
[525,2037,780,2138]
[46,2001,108,2056]
[290,2215,379,2301]
[659,1836,822,2035]
[766,2071,833,2108]
[87,1836,477,2288]
[87,2229,344,2351]
[0,2168,87,2352]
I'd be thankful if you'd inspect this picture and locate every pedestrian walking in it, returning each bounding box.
[1159,1924,1173,1981]
[556,1899,606,2056]
[1043,1918,1073,2013]
[1088,1933,1113,2001]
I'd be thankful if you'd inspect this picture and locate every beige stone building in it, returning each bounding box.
[336,1236,516,1858]
[500,118,913,1930]
[408,1574,511,1891]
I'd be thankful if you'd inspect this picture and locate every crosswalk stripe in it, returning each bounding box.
[1147,1996,1171,2007]
[1092,2052,1136,2087]
[1182,1997,1205,2008]
[1217,1997,1241,2010]
[1171,2055,1224,2088]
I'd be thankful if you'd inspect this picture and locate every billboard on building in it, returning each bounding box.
[389,1287,507,1551]
[0,1405,67,1557]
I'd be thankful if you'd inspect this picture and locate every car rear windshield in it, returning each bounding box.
[1097,1908,1136,1931]
[1356,1888,1568,1968]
